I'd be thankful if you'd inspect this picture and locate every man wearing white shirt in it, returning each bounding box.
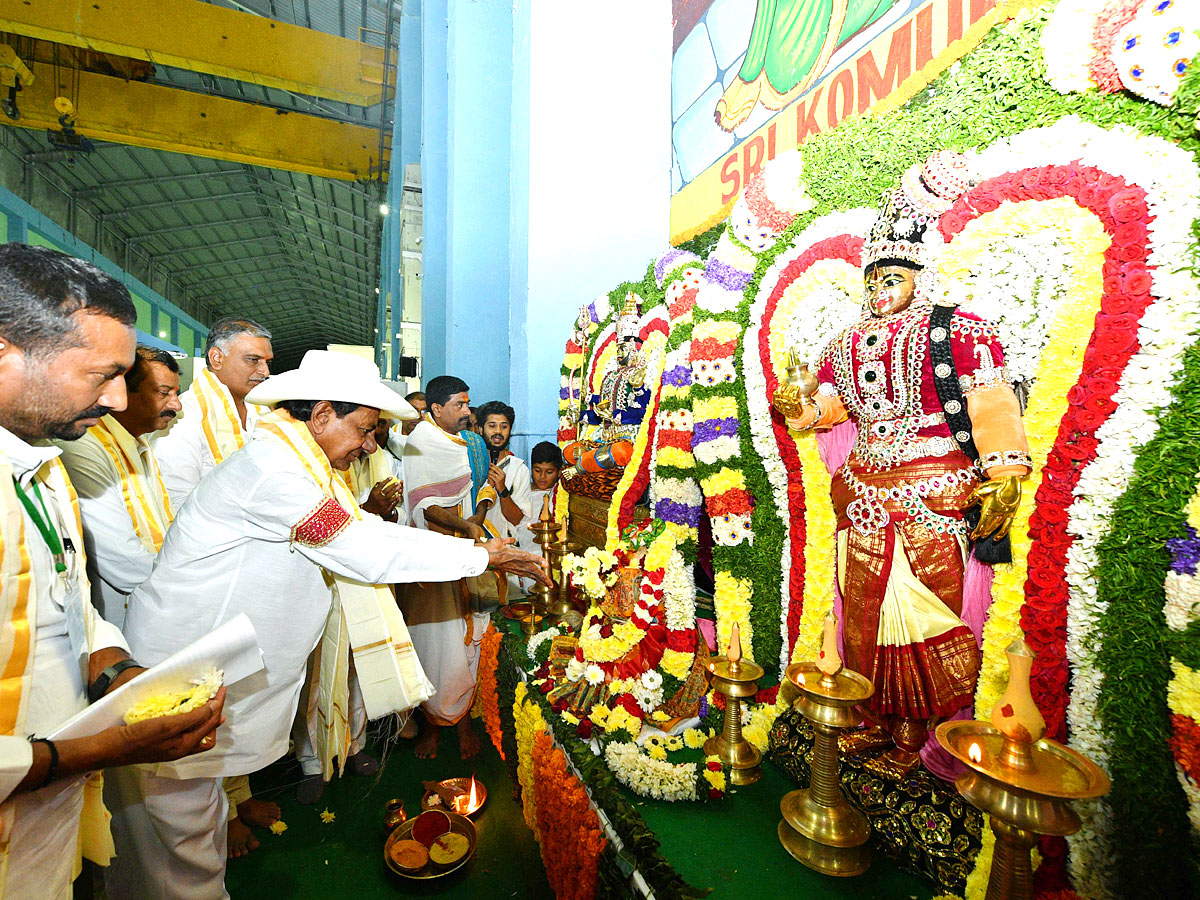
[57,347,182,629]
[152,317,273,509]
[110,351,548,900]
[0,244,224,900]
[150,316,277,853]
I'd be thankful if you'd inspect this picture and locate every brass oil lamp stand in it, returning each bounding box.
[936,639,1110,900]
[524,497,558,637]
[545,522,580,623]
[778,612,874,877]
[704,622,763,786]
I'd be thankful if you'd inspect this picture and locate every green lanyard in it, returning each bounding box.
[11,478,66,573]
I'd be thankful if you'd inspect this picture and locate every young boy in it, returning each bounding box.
[516,442,563,562]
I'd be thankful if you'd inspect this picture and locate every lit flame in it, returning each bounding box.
[968,742,982,764]
[468,777,479,810]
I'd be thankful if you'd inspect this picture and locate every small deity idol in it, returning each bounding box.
[780,151,1033,778]
[563,294,649,480]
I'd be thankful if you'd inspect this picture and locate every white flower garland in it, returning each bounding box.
[972,116,1200,898]
[1040,0,1109,94]
[741,207,876,673]
[603,741,700,801]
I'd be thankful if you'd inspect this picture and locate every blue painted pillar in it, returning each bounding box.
[441,0,512,402]
[420,0,450,383]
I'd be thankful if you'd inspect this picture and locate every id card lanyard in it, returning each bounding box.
[12,477,70,574]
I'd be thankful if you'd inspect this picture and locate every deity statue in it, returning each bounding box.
[563,294,649,481]
[775,151,1033,779]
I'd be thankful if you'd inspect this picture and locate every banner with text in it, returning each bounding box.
[670,0,1009,244]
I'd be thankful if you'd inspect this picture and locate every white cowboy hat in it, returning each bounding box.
[246,350,418,420]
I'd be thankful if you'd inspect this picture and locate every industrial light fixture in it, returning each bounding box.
[379,203,390,216]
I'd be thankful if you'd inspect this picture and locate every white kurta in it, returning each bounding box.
[124,435,488,779]
[111,433,488,900]
[151,387,258,510]
[0,427,128,900]
[484,454,533,542]
[56,423,163,629]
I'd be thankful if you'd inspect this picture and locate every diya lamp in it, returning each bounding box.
[936,639,1110,900]
[778,611,874,877]
[525,495,560,635]
[545,518,581,624]
[770,349,819,420]
[704,622,764,786]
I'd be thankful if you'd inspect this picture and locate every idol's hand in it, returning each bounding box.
[966,475,1022,541]
[482,537,552,587]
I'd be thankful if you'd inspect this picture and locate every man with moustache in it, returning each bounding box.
[149,317,277,853]
[153,317,273,509]
[58,347,183,629]
[0,244,224,900]
[399,376,501,759]
[109,353,548,897]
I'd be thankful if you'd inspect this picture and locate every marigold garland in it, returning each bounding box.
[532,730,607,900]
[513,682,547,834]
[471,624,506,760]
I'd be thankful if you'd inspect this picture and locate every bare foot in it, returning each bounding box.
[414,720,440,759]
[862,747,920,780]
[236,796,281,828]
[457,718,482,759]
[227,818,259,859]
[398,716,419,740]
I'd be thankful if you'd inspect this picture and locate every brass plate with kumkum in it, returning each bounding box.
[384,811,477,880]
[501,602,542,625]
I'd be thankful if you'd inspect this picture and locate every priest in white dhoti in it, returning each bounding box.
[152,317,273,509]
[399,377,507,760]
[0,244,224,900]
[110,351,548,900]
[57,347,182,629]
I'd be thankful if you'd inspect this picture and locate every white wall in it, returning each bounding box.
[509,2,673,462]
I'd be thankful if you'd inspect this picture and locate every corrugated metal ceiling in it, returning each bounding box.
[0,0,398,369]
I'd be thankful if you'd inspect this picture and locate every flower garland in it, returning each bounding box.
[514,681,547,834]
[606,318,670,547]
[602,742,725,802]
[649,253,705,548]
[946,116,1200,897]
[532,730,607,900]
[471,624,506,760]
[743,208,873,671]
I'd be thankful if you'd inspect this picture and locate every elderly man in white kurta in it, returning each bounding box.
[109,351,548,900]
[152,317,272,509]
[0,244,223,900]
[57,348,182,629]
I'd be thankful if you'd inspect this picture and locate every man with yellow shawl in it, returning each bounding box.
[150,316,276,854]
[152,316,273,510]
[0,244,224,900]
[109,351,548,900]
[57,347,182,629]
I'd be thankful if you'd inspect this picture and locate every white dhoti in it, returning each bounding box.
[294,663,368,777]
[105,767,228,900]
[399,579,491,726]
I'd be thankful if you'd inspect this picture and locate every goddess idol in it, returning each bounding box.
[776,152,1032,778]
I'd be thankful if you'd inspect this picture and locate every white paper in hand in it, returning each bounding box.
[50,613,264,740]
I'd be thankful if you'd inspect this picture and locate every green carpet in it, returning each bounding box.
[628,760,935,900]
[224,727,553,899]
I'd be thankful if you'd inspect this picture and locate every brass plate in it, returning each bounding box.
[385,811,477,880]
[420,777,487,815]
[501,603,543,624]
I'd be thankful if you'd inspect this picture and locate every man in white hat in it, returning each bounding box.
[108,350,549,900]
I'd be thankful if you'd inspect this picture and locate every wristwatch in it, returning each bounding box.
[500,487,512,499]
[87,658,142,704]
